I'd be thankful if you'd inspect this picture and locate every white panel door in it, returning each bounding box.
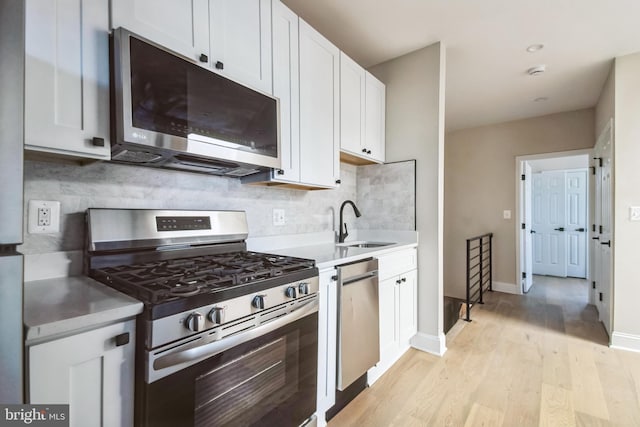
[398,269,418,345]
[298,19,340,188]
[364,72,386,163]
[378,277,398,364]
[271,0,300,183]
[566,170,588,278]
[594,123,613,335]
[111,0,210,63]
[25,0,111,160]
[521,162,534,292]
[210,0,273,93]
[339,52,366,156]
[532,171,567,277]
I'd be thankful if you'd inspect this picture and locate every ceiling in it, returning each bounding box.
[282,0,640,131]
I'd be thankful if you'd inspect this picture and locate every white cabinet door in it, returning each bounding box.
[271,0,300,183]
[298,19,340,188]
[365,72,386,163]
[25,0,111,160]
[111,0,210,63]
[210,0,272,93]
[398,269,418,344]
[316,269,337,421]
[28,320,136,427]
[339,52,365,156]
[378,277,398,364]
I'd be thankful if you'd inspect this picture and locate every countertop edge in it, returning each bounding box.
[24,276,144,346]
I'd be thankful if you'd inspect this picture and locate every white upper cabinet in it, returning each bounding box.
[364,73,386,163]
[339,52,385,164]
[210,0,273,93]
[111,0,210,63]
[25,0,111,160]
[112,0,272,93]
[339,52,366,157]
[298,19,340,188]
[270,0,300,183]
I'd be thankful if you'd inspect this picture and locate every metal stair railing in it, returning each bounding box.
[465,232,493,322]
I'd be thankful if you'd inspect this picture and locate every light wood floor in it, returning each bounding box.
[328,276,640,426]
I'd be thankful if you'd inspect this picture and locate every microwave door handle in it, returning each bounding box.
[153,297,318,371]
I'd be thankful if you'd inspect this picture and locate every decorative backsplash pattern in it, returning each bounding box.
[21,158,416,254]
[21,160,357,254]
[356,160,416,231]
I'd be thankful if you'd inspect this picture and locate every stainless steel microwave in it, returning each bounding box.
[110,28,280,177]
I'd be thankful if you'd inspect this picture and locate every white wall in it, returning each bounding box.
[444,110,595,299]
[369,42,447,355]
[612,52,640,347]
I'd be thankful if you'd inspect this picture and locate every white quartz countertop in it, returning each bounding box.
[248,230,418,270]
[24,276,143,346]
[268,241,418,270]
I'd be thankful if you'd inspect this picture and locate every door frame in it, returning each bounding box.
[515,148,593,295]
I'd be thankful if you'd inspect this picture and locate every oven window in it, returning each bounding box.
[140,312,317,427]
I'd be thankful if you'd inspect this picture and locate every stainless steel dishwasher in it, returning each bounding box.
[336,258,380,391]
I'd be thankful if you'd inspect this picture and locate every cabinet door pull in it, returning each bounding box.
[362,148,367,153]
[401,277,406,282]
[91,137,105,147]
[335,179,341,184]
[115,332,130,347]
[215,61,224,70]
[366,149,372,155]
[199,54,208,63]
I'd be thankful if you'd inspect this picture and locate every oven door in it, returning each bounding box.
[138,300,318,427]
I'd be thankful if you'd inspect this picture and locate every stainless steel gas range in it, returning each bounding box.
[85,209,319,427]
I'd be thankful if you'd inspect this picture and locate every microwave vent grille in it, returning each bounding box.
[113,149,163,163]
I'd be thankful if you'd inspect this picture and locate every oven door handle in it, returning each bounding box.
[153,297,318,371]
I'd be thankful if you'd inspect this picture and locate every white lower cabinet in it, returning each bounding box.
[316,268,337,427]
[28,320,136,427]
[369,248,418,384]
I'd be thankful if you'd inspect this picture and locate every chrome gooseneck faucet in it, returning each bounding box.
[338,200,361,243]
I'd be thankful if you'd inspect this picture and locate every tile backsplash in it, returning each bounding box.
[21,158,415,254]
[356,160,416,231]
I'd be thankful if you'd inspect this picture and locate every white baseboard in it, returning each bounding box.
[491,281,520,295]
[410,332,447,356]
[611,332,640,353]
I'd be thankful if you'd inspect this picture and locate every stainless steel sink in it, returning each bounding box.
[338,241,394,248]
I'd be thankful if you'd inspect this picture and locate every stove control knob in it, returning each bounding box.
[285,286,297,299]
[208,307,225,325]
[298,282,310,295]
[185,312,205,332]
[252,294,266,310]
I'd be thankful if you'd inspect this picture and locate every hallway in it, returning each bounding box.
[328,276,640,426]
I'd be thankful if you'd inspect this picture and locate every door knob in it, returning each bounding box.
[575,228,585,232]
[554,227,565,231]
[530,230,536,234]
[600,241,611,247]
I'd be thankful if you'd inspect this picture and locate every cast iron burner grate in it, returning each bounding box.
[93,251,314,304]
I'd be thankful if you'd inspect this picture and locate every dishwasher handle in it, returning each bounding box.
[342,270,378,286]
[337,258,378,284]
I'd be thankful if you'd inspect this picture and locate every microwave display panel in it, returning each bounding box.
[129,37,278,158]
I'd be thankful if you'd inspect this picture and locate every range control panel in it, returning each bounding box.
[156,216,212,231]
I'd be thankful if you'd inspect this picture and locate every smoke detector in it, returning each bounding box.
[527,65,546,76]
[526,44,544,53]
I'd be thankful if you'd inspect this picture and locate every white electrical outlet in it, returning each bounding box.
[273,209,285,226]
[630,206,640,221]
[28,200,61,234]
[503,210,512,220]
